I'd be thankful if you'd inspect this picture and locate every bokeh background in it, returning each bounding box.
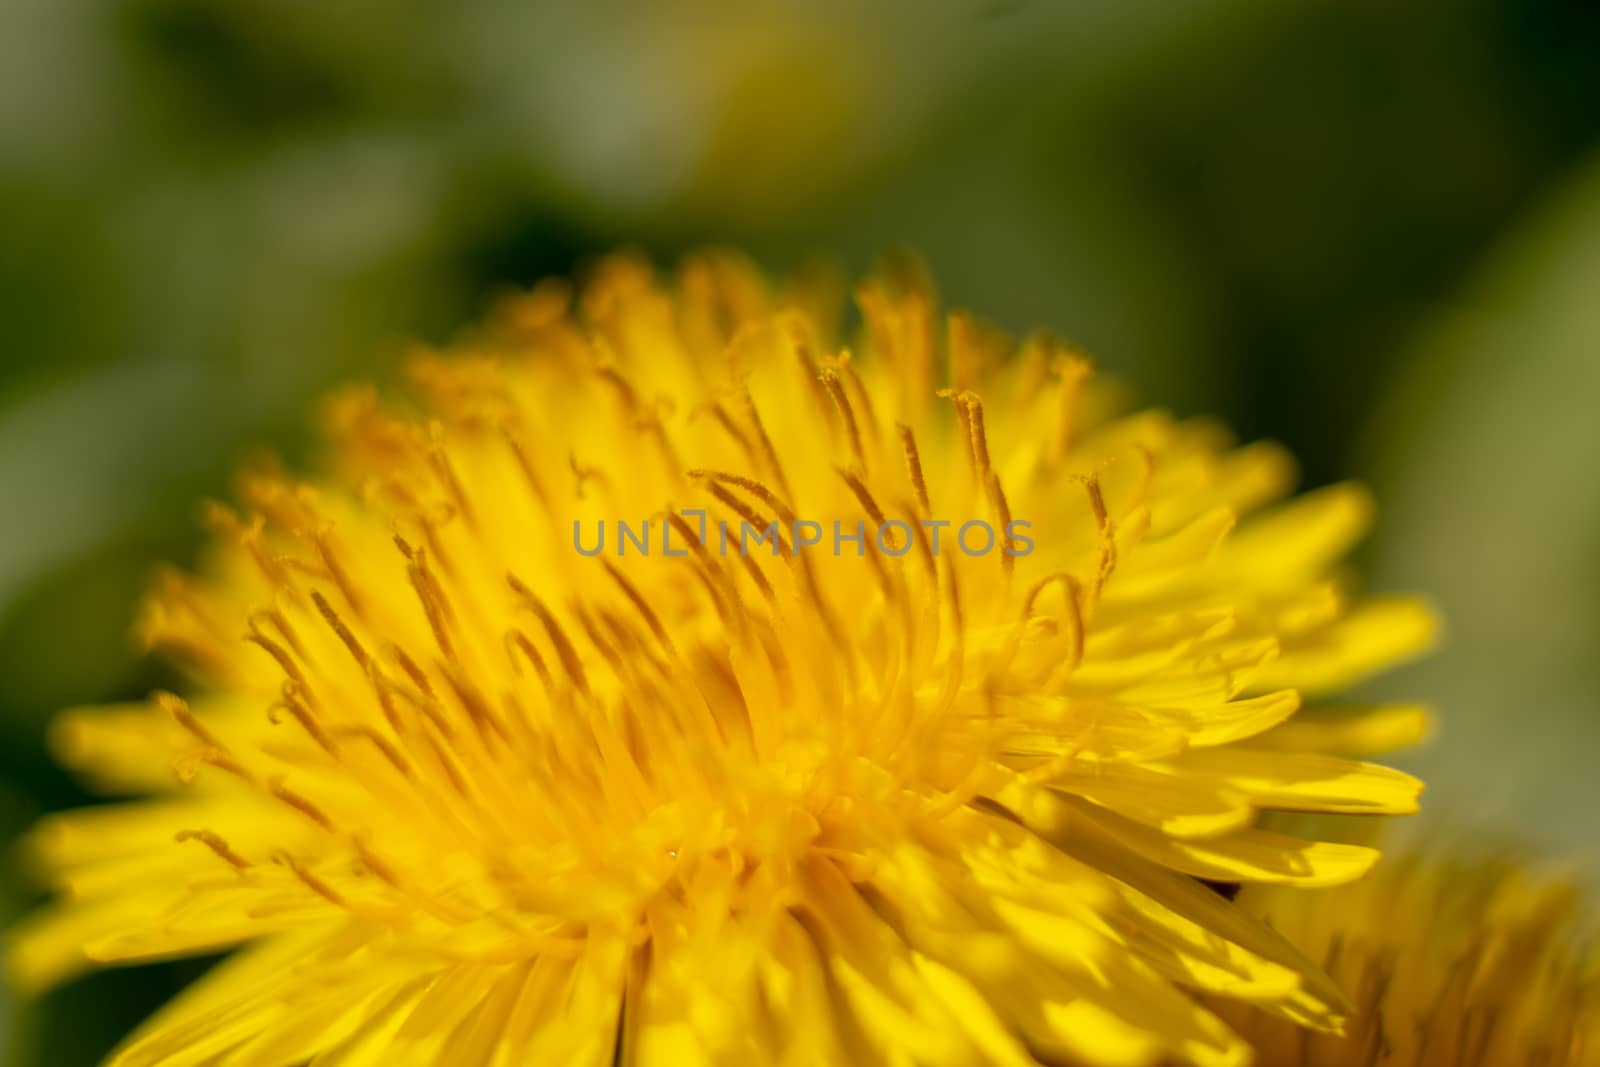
[3,1,1598,1061]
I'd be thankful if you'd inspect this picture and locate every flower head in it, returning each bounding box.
[10,252,1433,1066]
[1207,848,1600,1065]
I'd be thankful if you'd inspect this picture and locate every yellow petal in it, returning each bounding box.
[995,782,1352,1031]
[1256,597,1438,696]
[1249,703,1434,756]
[1053,764,1254,840]
[1152,747,1423,815]
[1063,797,1379,887]
[1220,482,1373,583]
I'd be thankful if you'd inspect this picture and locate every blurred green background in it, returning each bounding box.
[3,0,1598,1062]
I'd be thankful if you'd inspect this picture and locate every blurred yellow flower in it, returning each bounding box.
[1208,849,1600,1066]
[9,252,1433,1066]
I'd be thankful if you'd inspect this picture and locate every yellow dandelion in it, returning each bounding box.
[9,252,1435,1067]
[1205,848,1600,1065]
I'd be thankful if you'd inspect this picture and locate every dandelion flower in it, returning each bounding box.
[1205,848,1600,1065]
[9,252,1435,1066]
